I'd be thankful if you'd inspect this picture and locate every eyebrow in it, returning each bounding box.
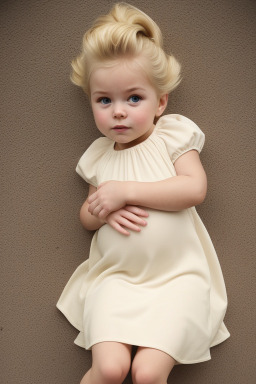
[126,87,146,93]
[91,87,146,96]
[91,91,109,96]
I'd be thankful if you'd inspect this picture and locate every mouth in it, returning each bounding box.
[112,125,130,132]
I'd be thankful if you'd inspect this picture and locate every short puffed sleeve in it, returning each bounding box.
[156,114,205,163]
[76,137,112,187]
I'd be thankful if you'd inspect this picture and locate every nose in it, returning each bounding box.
[112,102,127,119]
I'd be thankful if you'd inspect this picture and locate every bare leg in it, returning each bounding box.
[131,347,176,384]
[80,342,132,384]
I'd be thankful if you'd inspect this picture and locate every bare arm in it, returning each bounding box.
[88,150,207,218]
[80,185,148,235]
[128,150,207,211]
[80,185,104,231]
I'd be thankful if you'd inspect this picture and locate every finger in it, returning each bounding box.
[125,206,149,217]
[88,201,97,214]
[121,211,147,226]
[110,222,130,236]
[107,213,140,234]
[89,202,102,217]
[98,208,110,219]
[88,198,103,215]
[118,217,143,232]
[87,192,97,204]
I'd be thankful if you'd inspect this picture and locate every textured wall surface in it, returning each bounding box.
[1,0,256,383]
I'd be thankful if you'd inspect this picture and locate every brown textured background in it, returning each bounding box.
[1,0,255,383]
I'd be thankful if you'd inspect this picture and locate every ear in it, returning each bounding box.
[156,94,168,117]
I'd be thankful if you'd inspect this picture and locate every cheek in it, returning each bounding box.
[132,107,155,125]
[92,109,108,127]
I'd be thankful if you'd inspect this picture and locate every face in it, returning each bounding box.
[90,58,168,150]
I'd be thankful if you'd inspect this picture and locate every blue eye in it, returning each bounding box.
[129,95,141,103]
[99,97,111,105]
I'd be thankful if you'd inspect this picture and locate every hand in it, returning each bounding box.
[105,205,148,236]
[88,181,129,219]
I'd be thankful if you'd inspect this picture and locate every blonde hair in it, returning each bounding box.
[71,2,181,96]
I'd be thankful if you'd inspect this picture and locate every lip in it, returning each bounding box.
[112,125,130,132]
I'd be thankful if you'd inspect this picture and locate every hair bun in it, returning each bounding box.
[71,2,181,96]
[97,2,163,47]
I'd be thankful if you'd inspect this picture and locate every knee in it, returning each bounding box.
[98,360,129,383]
[132,366,161,384]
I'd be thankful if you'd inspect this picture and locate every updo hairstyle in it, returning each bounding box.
[71,2,181,96]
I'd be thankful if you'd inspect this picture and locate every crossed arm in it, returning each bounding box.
[79,150,207,235]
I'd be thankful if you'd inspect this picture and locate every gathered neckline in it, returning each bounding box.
[112,124,159,153]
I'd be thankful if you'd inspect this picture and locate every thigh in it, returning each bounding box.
[132,347,176,384]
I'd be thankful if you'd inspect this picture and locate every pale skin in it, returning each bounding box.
[79,57,207,383]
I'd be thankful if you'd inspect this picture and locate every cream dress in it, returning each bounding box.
[57,114,230,364]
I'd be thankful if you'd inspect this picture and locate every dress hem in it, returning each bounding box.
[57,291,230,365]
[56,302,82,332]
[73,332,230,365]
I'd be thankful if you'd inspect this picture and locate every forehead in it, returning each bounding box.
[90,57,154,92]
